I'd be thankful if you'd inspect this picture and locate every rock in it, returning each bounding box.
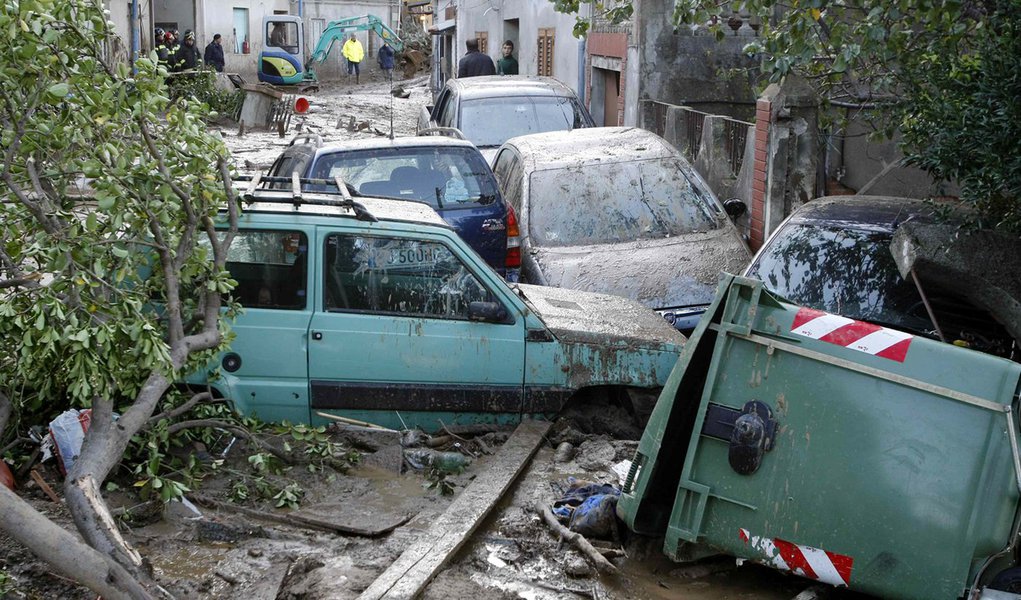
[576,439,615,471]
[554,442,575,463]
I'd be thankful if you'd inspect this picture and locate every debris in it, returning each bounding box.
[552,478,621,540]
[610,459,631,485]
[793,585,833,600]
[554,441,575,463]
[214,569,239,585]
[565,553,594,577]
[0,460,13,491]
[534,499,618,575]
[403,448,470,473]
[192,494,411,537]
[48,408,91,475]
[29,469,59,503]
[391,85,411,99]
[575,439,615,471]
[315,411,396,431]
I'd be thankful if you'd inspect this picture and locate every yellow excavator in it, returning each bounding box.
[257,14,403,86]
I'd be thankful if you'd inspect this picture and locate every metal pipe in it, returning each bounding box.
[577,37,586,105]
[130,0,139,68]
[910,268,947,342]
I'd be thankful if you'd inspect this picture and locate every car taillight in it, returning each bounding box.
[505,205,521,270]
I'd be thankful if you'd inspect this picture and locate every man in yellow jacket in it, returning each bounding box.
[342,34,364,83]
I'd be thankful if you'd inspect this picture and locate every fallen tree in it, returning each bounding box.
[0,0,241,596]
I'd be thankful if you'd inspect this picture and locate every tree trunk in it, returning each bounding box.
[0,485,154,600]
[64,375,172,591]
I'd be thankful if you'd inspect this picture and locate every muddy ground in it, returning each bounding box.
[0,72,871,600]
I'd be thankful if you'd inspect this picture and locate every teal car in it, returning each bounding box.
[189,184,685,431]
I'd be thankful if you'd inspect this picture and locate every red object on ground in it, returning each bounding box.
[0,460,14,491]
[294,97,309,113]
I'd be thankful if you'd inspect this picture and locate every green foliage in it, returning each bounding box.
[0,1,238,416]
[896,4,1021,231]
[167,70,243,122]
[424,466,456,496]
[549,0,633,37]
[0,568,12,595]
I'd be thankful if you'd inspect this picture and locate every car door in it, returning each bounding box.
[307,226,527,431]
[216,227,315,423]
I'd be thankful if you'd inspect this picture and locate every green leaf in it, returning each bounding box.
[46,82,69,98]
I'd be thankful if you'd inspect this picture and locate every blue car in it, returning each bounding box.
[266,135,520,281]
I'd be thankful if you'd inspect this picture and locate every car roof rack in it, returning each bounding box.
[286,133,324,148]
[234,173,377,222]
[418,126,466,140]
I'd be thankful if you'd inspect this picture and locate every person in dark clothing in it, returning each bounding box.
[457,38,495,78]
[173,30,202,71]
[204,33,225,72]
[497,40,518,75]
[154,28,170,64]
[377,41,395,80]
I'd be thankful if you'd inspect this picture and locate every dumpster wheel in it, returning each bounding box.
[990,567,1021,593]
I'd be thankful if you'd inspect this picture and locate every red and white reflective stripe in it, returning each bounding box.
[790,307,913,362]
[739,528,853,587]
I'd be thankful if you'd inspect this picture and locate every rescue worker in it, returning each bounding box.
[342,34,364,84]
[173,30,202,71]
[154,27,169,65]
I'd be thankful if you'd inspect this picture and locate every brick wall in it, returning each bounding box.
[749,97,771,250]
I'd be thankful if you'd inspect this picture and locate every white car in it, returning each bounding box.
[491,127,752,333]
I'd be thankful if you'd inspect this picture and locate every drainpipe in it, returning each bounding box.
[130,0,139,68]
[577,37,586,105]
[298,0,303,18]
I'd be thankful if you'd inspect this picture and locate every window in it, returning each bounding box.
[267,20,299,55]
[537,28,555,76]
[222,230,308,309]
[458,96,587,148]
[492,149,522,212]
[309,146,499,210]
[323,234,496,320]
[475,31,489,54]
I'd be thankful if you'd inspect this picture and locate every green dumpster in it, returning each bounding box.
[618,275,1021,599]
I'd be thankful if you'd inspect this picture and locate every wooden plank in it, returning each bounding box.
[357,418,552,600]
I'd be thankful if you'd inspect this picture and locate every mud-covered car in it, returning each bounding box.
[418,76,595,163]
[491,127,751,334]
[744,195,1018,359]
[187,180,685,431]
[265,134,521,281]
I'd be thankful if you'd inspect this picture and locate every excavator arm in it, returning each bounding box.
[305,14,404,76]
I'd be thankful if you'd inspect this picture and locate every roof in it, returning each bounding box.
[504,127,676,171]
[310,135,477,157]
[239,195,450,228]
[784,195,953,232]
[444,76,580,101]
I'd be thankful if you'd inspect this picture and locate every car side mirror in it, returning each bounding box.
[723,198,747,221]
[469,301,508,323]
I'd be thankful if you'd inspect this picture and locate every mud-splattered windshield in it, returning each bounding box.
[459,96,588,148]
[309,146,499,210]
[527,158,720,246]
[745,225,930,332]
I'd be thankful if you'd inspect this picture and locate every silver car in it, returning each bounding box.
[491,127,751,333]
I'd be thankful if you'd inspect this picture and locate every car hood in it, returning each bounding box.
[515,283,685,349]
[530,227,751,310]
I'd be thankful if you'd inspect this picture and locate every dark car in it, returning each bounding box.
[266,134,520,281]
[418,76,595,163]
[744,195,1017,359]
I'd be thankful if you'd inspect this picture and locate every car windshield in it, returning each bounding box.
[527,158,721,246]
[745,224,932,333]
[459,96,588,148]
[308,146,499,209]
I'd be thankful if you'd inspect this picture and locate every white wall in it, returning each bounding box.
[454,0,584,94]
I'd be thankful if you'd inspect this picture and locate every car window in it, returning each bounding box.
[435,90,454,127]
[219,230,308,309]
[526,157,720,246]
[492,149,523,213]
[266,21,299,55]
[309,146,499,210]
[323,233,499,320]
[459,96,588,148]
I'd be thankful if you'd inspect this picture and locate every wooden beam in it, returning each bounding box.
[357,418,552,600]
